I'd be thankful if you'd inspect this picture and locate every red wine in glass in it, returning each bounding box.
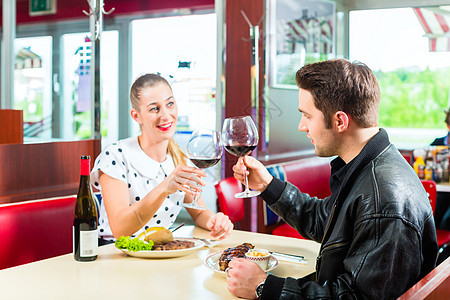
[222,116,260,198]
[224,145,256,157]
[184,129,223,210]
[189,157,221,169]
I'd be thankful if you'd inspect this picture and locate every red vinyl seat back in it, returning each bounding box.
[272,223,305,239]
[264,157,331,240]
[422,179,437,214]
[283,157,331,199]
[215,177,244,224]
[421,180,450,247]
[0,197,76,270]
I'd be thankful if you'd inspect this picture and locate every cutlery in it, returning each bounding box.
[170,223,185,233]
[192,237,219,248]
[270,251,307,264]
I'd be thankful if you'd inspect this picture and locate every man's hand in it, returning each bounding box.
[226,257,267,299]
[232,156,273,192]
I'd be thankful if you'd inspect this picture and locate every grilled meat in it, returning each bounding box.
[153,240,195,251]
[218,243,254,271]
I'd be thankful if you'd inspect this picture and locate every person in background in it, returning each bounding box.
[91,73,233,244]
[226,59,438,299]
[431,109,450,232]
[431,109,450,146]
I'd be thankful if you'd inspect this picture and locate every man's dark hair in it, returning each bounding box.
[295,59,380,129]
[445,109,450,126]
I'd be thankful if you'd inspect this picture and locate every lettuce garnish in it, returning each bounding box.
[115,236,154,252]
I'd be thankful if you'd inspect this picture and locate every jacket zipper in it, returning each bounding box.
[316,202,338,281]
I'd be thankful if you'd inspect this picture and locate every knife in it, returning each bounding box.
[270,251,307,263]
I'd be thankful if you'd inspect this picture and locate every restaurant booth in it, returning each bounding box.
[1,0,450,298]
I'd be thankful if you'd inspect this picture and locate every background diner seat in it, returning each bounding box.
[0,196,76,270]
[215,177,245,228]
[421,179,450,264]
[262,157,331,239]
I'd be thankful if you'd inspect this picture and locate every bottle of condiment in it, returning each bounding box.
[424,163,433,180]
[413,156,425,177]
[73,155,98,261]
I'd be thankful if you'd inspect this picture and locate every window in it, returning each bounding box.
[14,36,52,141]
[350,7,450,149]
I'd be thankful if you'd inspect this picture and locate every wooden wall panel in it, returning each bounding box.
[224,0,265,231]
[1,0,214,25]
[0,110,23,144]
[0,139,100,204]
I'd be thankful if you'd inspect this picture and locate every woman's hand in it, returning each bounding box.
[163,165,206,196]
[206,212,233,240]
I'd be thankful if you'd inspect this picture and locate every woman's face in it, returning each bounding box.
[131,83,178,142]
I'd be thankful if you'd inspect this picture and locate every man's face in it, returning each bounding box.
[297,88,338,157]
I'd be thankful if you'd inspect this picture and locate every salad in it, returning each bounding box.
[115,236,154,252]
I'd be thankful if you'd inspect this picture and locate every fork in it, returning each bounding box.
[192,237,219,248]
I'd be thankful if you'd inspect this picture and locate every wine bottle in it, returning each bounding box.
[73,155,98,261]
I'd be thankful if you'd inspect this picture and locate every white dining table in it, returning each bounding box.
[0,226,320,299]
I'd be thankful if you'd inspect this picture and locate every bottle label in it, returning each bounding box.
[79,229,98,257]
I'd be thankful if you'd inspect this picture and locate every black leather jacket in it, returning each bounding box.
[261,132,438,299]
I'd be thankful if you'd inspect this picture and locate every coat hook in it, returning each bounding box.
[102,7,115,15]
[82,0,94,16]
[82,0,115,17]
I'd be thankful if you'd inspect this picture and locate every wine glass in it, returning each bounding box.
[222,116,260,198]
[184,129,223,210]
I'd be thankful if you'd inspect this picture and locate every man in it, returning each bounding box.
[430,109,450,146]
[227,59,438,299]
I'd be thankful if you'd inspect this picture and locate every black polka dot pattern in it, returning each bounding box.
[94,140,186,238]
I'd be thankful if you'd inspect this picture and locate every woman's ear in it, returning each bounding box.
[130,109,141,124]
[334,111,349,132]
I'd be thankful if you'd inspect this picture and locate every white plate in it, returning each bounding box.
[204,252,279,277]
[118,238,204,258]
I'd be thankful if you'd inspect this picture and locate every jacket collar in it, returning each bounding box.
[331,128,390,191]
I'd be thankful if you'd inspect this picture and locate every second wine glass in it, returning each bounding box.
[184,129,223,210]
[222,116,260,198]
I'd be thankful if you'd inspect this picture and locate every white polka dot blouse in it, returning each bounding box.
[90,136,186,241]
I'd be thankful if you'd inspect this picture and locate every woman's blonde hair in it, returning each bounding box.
[168,139,187,167]
[130,73,187,167]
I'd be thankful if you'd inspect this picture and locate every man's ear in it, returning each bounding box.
[334,111,349,132]
[130,109,141,124]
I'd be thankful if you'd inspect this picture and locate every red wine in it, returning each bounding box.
[73,155,98,261]
[189,157,221,169]
[225,145,256,157]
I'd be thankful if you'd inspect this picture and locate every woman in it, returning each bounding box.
[91,73,233,243]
